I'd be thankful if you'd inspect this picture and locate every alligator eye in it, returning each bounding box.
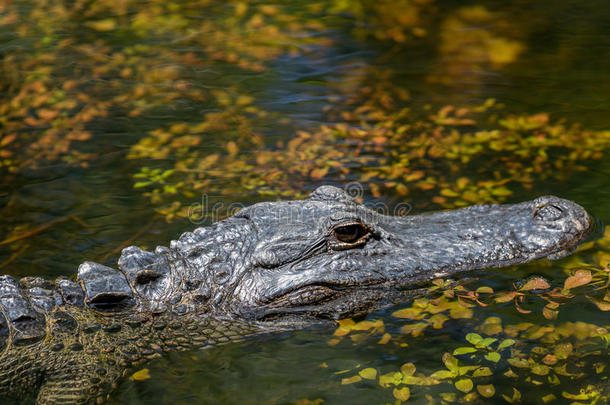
[332,223,368,244]
[533,203,564,222]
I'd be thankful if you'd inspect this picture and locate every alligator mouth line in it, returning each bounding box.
[264,279,387,307]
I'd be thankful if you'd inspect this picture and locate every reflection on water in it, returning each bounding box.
[1,0,610,403]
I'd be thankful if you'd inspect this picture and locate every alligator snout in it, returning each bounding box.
[532,196,592,233]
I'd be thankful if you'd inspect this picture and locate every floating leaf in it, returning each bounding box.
[393,387,410,401]
[473,367,493,377]
[402,375,441,386]
[477,384,495,398]
[465,333,483,346]
[478,317,503,335]
[519,277,551,291]
[542,394,556,403]
[400,363,416,377]
[359,368,377,380]
[497,339,515,351]
[531,364,550,376]
[442,353,459,372]
[379,372,403,388]
[454,378,473,393]
[378,333,392,344]
[134,181,153,188]
[562,390,591,400]
[439,393,456,402]
[484,352,501,363]
[226,141,239,155]
[479,337,497,348]
[86,19,117,31]
[507,358,529,368]
[453,347,477,356]
[494,291,520,303]
[564,270,592,290]
[542,305,558,320]
[393,308,423,319]
[333,319,355,336]
[341,375,362,385]
[430,370,456,380]
[130,368,151,381]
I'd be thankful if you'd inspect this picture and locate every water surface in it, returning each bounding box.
[1,0,610,403]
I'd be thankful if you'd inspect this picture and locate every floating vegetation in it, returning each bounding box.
[0,0,330,182]
[129,93,610,221]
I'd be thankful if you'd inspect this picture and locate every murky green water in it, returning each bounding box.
[1,0,610,403]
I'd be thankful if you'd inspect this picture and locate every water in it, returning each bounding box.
[1,0,610,403]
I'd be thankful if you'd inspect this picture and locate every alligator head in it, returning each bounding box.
[122,186,592,326]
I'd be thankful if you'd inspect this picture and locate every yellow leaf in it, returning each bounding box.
[352,320,384,331]
[393,387,410,401]
[477,384,495,398]
[226,141,239,155]
[455,177,470,189]
[86,19,117,31]
[404,171,424,182]
[440,188,459,197]
[333,318,355,336]
[130,368,151,381]
[454,378,473,393]
[400,363,416,377]
[488,39,524,65]
[378,333,392,344]
[542,394,556,403]
[236,95,254,106]
[531,364,550,376]
[341,375,361,385]
[359,368,377,380]
[392,307,422,319]
[379,372,402,388]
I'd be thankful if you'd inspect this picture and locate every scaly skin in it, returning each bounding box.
[0,186,592,404]
[0,308,260,404]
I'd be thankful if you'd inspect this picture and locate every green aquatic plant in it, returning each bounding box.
[128,93,610,222]
[452,333,515,363]
[330,249,610,404]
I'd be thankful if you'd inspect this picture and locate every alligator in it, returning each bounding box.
[0,186,592,404]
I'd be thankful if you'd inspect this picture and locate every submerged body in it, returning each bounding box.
[0,186,592,404]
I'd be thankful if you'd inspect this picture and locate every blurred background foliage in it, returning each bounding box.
[1,0,610,403]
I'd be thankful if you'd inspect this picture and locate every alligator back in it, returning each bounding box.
[0,272,254,404]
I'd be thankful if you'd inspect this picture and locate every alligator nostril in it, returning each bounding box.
[533,203,564,222]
